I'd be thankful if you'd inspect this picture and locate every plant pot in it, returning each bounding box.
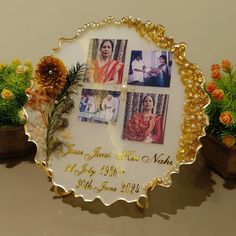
[200,135,236,179]
[0,126,33,159]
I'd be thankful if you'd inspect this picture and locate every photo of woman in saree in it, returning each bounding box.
[122,92,169,144]
[146,54,171,87]
[85,39,128,84]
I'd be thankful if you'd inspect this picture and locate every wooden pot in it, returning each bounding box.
[200,135,236,179]
[0,126,33,159]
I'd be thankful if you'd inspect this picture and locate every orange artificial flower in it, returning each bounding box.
[221,60,232,71]
[206,82,216,93]
[212,89,224,100]
[219,111,234,125]
[26,87,52,107]
[211,69,221,79]
[35,56,67,93]
[211,64,220,71]
[222,135,236,147]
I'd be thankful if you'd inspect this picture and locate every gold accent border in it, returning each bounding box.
[26,16,209,209]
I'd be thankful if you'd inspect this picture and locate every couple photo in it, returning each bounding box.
[79,89,120,124]
[128,50,172,87]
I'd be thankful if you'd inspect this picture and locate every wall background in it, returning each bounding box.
[1,1,236,235]
[1,0,235,79]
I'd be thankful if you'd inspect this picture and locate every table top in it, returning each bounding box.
[0,148,235,236]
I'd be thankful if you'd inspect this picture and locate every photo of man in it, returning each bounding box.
[128,50,172,87]
[78,89,120,124]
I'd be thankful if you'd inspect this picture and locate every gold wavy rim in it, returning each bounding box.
[25,16,209,209]
[51,180,149,208]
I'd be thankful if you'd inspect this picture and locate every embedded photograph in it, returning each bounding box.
[79,88,121,124]
[122,92,169,144]
[128,50,172,87]
[84,38,128,84]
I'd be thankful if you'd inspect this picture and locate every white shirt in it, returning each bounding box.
[100,96,119,121]
[131,59,145,82]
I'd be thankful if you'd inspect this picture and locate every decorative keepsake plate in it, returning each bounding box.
[25,17,208,208]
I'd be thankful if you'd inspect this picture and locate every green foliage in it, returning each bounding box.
[0,60,32,127]
[205,61,236,147]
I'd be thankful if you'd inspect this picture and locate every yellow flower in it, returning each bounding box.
[1,88,14,100]
[24,60,33,71]
[0,63,7,70]
[219,111,234,125]
[11,58,21,65]
[16,65,29,74]
[222,135,236,147]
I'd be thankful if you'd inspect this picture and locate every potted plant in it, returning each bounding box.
[201,59,236,179]
[0,59,33,159]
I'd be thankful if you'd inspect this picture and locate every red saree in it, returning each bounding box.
[123,113,163,144]
[90,60,124,84]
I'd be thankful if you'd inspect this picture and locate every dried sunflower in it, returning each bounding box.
[35,56,67,94]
